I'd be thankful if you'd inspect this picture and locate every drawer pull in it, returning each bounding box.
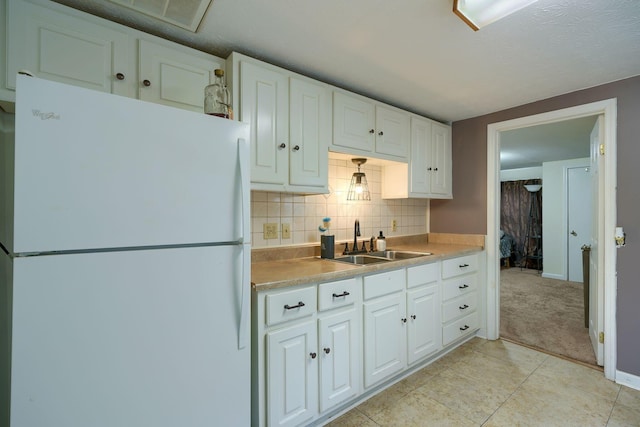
[460,325,470,331]
[310,352,317,359]
[459,304,469,310]
[284,301,305,310]
[458,284,469,289]
[332,291,350,298]
[459,263,470,268]
[323,347,331,354]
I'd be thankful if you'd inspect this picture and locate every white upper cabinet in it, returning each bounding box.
[289,78,330,188]
[230,53,329,194]
[333,90,409,161]
[7,0,131,97]
[382,116,452,199]
[138,40,222,113]
[5,0,224,113]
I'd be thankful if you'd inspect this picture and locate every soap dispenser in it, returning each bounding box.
[377,231,386,251]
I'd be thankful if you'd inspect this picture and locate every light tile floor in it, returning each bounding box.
[325,338,640,426]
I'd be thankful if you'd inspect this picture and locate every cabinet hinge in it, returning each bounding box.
[599,144,605,155]
[599,332,605,344]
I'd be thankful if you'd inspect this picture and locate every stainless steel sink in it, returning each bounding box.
[332,254,392,265]
[368,250,432,260]
[331,250,431,265]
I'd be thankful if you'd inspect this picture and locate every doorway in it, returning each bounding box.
[486,99,617,380]
[568,166,592,282]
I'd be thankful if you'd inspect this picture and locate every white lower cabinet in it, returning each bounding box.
[267,320,318,427]
[441,254,480,346]
[254,252,483,426]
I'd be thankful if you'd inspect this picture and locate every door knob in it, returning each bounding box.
[571,230,577,236]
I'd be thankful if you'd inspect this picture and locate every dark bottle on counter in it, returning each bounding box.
[204,69,231,118]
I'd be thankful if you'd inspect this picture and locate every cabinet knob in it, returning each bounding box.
[310,352,317,359]
[278,143,286,149]
[427,167,432,171]
[292,145,300,151]
[401,318,407,323]
[323,347,331,354]
[142,79,151,87]
[434,167,438,171]
[378,131,384,136]
[369,129,375,134]
[115,73,125,81]
[411,314,416,320]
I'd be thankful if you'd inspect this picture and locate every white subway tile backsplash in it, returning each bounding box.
[250,159,429,248]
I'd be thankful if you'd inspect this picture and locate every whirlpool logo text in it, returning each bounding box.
[32,110,61,120]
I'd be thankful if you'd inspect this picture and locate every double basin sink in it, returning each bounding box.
[331,250,432,266]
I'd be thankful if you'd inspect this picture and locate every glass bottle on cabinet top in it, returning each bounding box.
[204,69,231,118]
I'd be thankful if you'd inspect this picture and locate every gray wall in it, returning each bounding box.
[431,75,640,377]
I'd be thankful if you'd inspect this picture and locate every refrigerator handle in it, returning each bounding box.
[238,138,250,244]
[238,244,251,349]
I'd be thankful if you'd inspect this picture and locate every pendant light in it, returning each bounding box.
[347,158,371,201]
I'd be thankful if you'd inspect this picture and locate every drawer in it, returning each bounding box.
[363,269,406,300]
[266,286,316,326]
[442,292,477,324]
[441,273,477,301]
[442,311,478,346]
[318,278,358,311]
[407,262,439,289]
[442,254,479,279]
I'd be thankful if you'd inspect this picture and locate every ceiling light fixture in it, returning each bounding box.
[109,0,212,32]
[453,0,538,31]
[347,158,371,201]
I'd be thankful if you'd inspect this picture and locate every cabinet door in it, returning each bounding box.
[332,91,375,152]
[363,292,406,388]
[375,105,409,159]
[289,78,329,188]
[240,61,289,186]
[7,0,131,96]
[318,308,360,413]
[138,39,222,112]
[267,320,318,427]
[407,284,441,365]
[409,116,432,196]
[430,122,452,196]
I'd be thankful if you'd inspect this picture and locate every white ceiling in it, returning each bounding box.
[52,0,640,169]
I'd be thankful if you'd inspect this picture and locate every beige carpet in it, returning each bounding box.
[500,268,597,366]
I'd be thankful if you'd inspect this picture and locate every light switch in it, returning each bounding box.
[282,223,291,239]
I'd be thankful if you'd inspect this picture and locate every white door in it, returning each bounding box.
[430,122,453,196]
[288,77,330,188]
[267,320,318,427]
[240,61,289,185]
[589,116,605,365]
[375,105,409,159]
[363,293,406,388]
[567,167,592,282]
[406,284,440,364]
[332,91,375,152]
[318,308,359,412]
[11,246,250,427]
[409,116,431,195]
[138,40,223,112]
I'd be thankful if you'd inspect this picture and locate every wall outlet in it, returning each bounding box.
[282,223,291,239]
[263,223,278,239]
[391,219,397,232]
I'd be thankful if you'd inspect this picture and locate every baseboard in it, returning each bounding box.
[541,272,565,280]
[616,370,640,391]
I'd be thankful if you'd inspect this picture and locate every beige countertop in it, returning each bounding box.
[252,235,484,291]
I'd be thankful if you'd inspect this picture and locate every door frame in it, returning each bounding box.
[486,99,617,380]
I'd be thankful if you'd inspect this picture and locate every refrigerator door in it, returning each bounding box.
[12,76,250,253]
[10,246,250,427]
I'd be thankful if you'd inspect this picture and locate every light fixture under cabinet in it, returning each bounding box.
[347,158,371,201]
[453,0,538,31]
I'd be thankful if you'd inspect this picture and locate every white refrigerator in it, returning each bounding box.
[0,75,251,427]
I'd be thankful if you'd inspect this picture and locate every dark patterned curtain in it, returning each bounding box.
[500,179,542,268]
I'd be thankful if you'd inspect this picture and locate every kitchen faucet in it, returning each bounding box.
[354,219,361,251]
